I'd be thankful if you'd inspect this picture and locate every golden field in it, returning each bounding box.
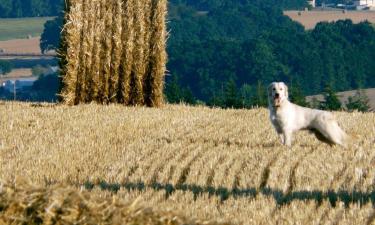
[0,102,375,224]
[284,10,375,29]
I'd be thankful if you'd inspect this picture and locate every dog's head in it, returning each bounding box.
[268,82,288,107]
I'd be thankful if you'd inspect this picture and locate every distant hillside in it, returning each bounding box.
[306,88,375,111]
[284,10,375,29]
[37,1,375,107]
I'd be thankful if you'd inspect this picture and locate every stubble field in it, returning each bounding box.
[0,17,53,41]
[0,37,42,54]
[0,102,374,224]
[284,10,375,29]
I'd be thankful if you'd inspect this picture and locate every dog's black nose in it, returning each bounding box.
[275,93,280,98]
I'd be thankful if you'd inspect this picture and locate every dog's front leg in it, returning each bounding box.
[283,131,293,147]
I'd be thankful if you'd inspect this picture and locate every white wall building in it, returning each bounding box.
[354,0,375,7]
[308,0,316,7]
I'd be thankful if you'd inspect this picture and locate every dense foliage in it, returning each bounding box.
[0,0,62,18]
[0,60,12,75]
[40,15,63,53]
[165,0,375,108]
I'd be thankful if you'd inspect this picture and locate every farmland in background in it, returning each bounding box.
[307,88,375,111]
[284,10,375,29]
[0,102,374,224]
[0,37,43,54]
[0,17,57,87]
[0,17,53,41]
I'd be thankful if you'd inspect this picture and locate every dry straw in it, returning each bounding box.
[60,0,168,106]
[0,180,228,225]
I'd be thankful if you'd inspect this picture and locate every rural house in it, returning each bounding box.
[308,0,316,8]
[354,0,375,9]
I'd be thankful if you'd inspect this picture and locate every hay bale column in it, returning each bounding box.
[60,0,167,107]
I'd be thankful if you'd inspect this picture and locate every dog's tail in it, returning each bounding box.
[315,113,350,148]
[325,120,350,148]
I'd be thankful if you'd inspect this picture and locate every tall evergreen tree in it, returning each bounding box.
[224,79,239,108]
[165,75,182,104]
[289,83,308,107]
[251,81,268,107]
[239,84,253,108]
[320,85,342,111]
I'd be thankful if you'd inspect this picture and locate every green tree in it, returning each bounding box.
[165,74,196,105]
[41,16,63,53]
[223,79,239,108]
[30,0,49,16]
[251,81,268,107]
[181,87,196,105]
[29,73,60,102]
[346,90,370,112]
[0,60,12,75]
[289,83,308,107]
[31,65,49,77]
[0,0,63,17]
[320,85,342,111]
[239,84,252,108]
[165,75,182,104]
[11,0,23,17]
[0,0,12,17]
[249,39,284,85]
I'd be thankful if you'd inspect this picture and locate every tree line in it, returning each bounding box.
[164,0,375,110]
[9,0,374,111]
[0,0,62,18]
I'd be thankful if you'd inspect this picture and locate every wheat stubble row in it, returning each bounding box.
[0,102,374,224]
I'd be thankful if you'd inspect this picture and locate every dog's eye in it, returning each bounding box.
[273,88,276,91]
[280,88,283,91]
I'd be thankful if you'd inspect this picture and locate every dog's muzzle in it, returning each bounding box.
[273,94,281,107]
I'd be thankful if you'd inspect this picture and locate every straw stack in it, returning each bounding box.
[59,0,167,107]
[0,180,229,225]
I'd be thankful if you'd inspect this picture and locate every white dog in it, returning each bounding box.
[267,82,348,148]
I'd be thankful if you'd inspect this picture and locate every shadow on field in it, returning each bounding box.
[83,181,375,207]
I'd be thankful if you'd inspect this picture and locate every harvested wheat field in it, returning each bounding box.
[0,102,375,224]
[284,10,375,29]
[1,68,32,79]
[0,37,42,54]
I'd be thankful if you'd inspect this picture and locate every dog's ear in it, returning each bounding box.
[282,82,288,99]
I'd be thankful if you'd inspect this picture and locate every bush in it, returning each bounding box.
[320,85,342,111]
[0,60,13,75]
[346,90,370,112]
[31,65,49,77]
